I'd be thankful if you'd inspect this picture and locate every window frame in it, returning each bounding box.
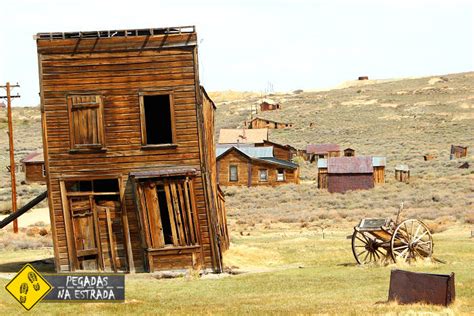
[229,165,238,182]
[277,168,285,182]
[67,94,106,153]
[259,169,268,182]
[139,90,177,149]
[41,164,46,178]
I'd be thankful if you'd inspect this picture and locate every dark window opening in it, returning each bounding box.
[93,179,119,192]
[157,185,173,245]
[143,95,173,144]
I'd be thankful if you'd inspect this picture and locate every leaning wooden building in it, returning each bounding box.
[35,26,228,273]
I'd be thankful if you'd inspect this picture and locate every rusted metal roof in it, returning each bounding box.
[306,143,340,154]
[218,128,268,144]
[328,156,373,174]
[372,156,386,167]
[21,152,44,163]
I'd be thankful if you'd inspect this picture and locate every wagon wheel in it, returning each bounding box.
[352,230,389,264]
[390,219,433,263]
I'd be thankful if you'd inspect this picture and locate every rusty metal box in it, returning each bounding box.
[388,269,455,306]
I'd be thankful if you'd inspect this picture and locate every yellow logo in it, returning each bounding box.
[5,264,52,311]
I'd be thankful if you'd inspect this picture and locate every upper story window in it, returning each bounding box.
[67,95,105,152]
[139,92,176,148]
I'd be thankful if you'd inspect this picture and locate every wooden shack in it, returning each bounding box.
[255,140,297,161]
[327,156,374,193]
[35,26,228,273]
[317,158,328,189]
[344,148,355,157]
[259,100,280,112]
[450,145,468,159]
[21,152,46,184]
[306,143,340,162]
[216,146,299,186]
[424,154,436,161]
[246,117,293,129]
[395,165,410,183]
[372,156,386,184]
[218,128,268,145]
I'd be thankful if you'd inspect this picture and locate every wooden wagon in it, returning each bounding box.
[351,216,433,264]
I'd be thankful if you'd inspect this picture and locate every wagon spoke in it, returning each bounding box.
[363,251,370,262]
[356,236,367,244]
[413,230,429,243]
[357,250,367,258]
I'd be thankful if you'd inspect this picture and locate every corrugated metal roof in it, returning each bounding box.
[372,156,386,167]
[218,128,268,144]
[21,152,44,163]
[317,158,327,168]
[259,157,298,169]
[328,156,373,174]
[395,164,410,171]
[216,146,274,159]
[306,143,340,154]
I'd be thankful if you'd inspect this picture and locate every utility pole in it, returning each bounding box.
[1,82,21,233]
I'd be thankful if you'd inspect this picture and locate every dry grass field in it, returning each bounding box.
[0,72,472,314]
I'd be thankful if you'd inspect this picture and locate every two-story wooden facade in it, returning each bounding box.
[36,26,228,273]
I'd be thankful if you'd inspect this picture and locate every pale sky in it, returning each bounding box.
[0,0,472,106]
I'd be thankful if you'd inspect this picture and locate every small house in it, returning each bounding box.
[218,128,268,145]
[344,148,355,157]
[317,158,328,189]
[327,156,374,193]
[36,26,228,274]
[246,117,293,129]
[20,152,46,183]
[450,145,468,159]
[255,140,297,161]
[372,156,386,184]
[306,143,341,162]
[395,165,410,183]
[424,154,436,161]
[259,100,280,112]
[216,146,299,186]
[0,101,6,109]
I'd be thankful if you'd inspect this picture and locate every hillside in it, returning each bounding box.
[210,72,474,228]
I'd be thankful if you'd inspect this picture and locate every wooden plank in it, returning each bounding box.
[177,182,191,244]
[170,181,186,246]
[183,178,196,244]
[59,181,77,271]
[105,207,117,272]
[163,180,179,246]
[90,197,104,271]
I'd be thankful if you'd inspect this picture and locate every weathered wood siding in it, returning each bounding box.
[373,166,385,184]
[328,174,374,193]
[217,151,250,187]
[248,118,293,129]
[24,163,46,183]
[37,31,220,273]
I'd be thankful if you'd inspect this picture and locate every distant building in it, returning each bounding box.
[259,100,280,112]
[450,145,467,159]
[20,151,46,183]
[344,148,355,157]
[246,117,293,129]
[0,101,6,109]
[372,156,386,184]
[395,165,410,183]
[317,158,328,189]
[306,143,340,162]
[327,156,374,193]
[216,146,299,187]
[218,128,268,144]
[255,140,297,161]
